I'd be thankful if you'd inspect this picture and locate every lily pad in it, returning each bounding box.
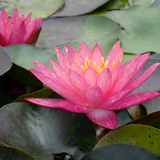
[82,144,160,160]
[133,0,156,6]
[0,102,96,159]
[94,124,160,156]
[107,5,160,54]
[0,144,36,160]
[53,0,109,17]
[4,44,58,70]
[36,15,121,58]
[0,0,64,19]
[129,110,160,127]
[0,46,12,76]
[4,44,58,86]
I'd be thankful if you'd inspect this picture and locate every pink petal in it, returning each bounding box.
[99,89,132,109]
[90,43,103,67]
[30,69,85,105]
[48,59,75,91]
[0,10,9,24]
[0,19,5,35]
[32,61,60,82]
[125,63,160,91]
[10,9,19,20]
[8,21,26,44]
[84,86,103,107]
[109,92,160,110]
[70,61,84,77]
[25,18,36,42]
[25,98,61,109]
[73,50,85,67]
[84,67,98,87]
[0,33,7,46]
[24,98,93,113]
[79,41,92,60]
[69,70,88,99]
[24,13,31,26]
[105,41,121,63]
[65,45,74,62]
[59,100,94,113]
[128,53,150,78]
[109,60,139,96]
[108,48,123,70]
[55,46,68,72]
[86,108,117,129]
[96,68,111,98]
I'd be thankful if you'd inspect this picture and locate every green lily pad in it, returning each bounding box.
[151,0,160,9]
[0,144,36,160]
[4,44,58,70]
[128,110,160,127]
[107,5,160,54]
[36,15,121,58]
[133,0,156,6]
[94,124,160,156]
[0,0,64,19]
[82,144,160,160]
[53,0,109,17]
[14,88,53,102]
[0,102,96,159]
[4,44,58,86]
[0,46,12,76]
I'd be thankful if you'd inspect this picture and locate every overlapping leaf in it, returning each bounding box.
[36,15,121,57]
[0,0,64,19]
[107,5,160,53]
[0,102,96,159]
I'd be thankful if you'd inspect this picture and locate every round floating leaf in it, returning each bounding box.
[1,0,64,19]
[129,110,160,127]
[94,124,160,156]
[36,15,121,57]
[116,110,133,128]
[53,0,109,17]
[107,6,160,53]
[14,88,53,102]
[127,105,147,120]
[82,144,160,160]
[0,46,12,76]
[0,102,96,159]
[4,44,58,70]
[151,0,160,9]
[133,0,156,6]
[144,96,160,114]
[0,144,36,160]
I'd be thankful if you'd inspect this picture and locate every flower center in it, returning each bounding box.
[80,57,115,74]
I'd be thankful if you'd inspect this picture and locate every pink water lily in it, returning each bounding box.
[0,9,43,46]
[25,41,160,129]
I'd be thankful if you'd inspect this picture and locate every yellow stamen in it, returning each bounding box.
[94,62,97,72]
[98,67,101,74]
[81,66,84,71]
[86,57,90,67]
[101,57,105,68]
[112,62,115,69]
[85,62,88,70]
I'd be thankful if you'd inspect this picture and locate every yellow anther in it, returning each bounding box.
[81,66,84,71]
[74,60,77,63]
[98,67,101,74]
[86,57,90,67]
[101,57,105,68]
[85,62,88,70]
[94,62,97,72]
[112,62,115,69]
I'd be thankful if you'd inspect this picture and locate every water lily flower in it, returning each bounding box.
[25,41,160,129]
[0,9,43,46]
